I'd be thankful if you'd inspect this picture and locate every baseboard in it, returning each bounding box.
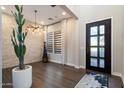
[65,63,76,67]
[79,65,86,69]
[49,60,86,69]
[64,63,80,69]
[49,60,62,64]
[112,72,124,87]
[123,78,124,84]
[122,78,124,88]
[112,72,122,77]
[74,66,80,69]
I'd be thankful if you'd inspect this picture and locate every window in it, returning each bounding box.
[47,30,62,54]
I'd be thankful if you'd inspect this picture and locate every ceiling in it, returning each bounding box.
[1,5,71,25]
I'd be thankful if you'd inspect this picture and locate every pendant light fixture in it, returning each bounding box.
[25,10,44,34]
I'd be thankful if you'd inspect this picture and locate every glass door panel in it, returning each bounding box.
[99,48,104,57]
[90,58,98,67]
[99,25,105,34]
[90,47,97,57]
[90,37,98,46]
[99,59,105,68]
[99,36,104,46]
[90,26,98,35]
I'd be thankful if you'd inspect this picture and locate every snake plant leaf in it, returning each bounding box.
[18,26,22,33]
[21,19,25,26]
[15,28,19,34]
[22,33,25,42]
[14,45,19,58]
[12,28,17,45]
[15,5,20,12]
[21,6,23,13]
[14,13,20,25]
[21,45,26,56]
[22,32,27,42]
[11,11,19,25]
[17,33,23,42]
[11,36,16,46]
[13,28,15,38]
[18,44,26,58]
[23,45,26,55]
[18,14,23,25]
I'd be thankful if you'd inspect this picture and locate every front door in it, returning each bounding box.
[86,19,111,74]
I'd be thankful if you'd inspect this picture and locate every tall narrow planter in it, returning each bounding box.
[12,65,32,88]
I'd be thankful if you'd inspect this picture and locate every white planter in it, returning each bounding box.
[12,65,32,88]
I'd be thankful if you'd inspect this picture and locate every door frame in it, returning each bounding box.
[86,18,111,74]
[0,7,2,87]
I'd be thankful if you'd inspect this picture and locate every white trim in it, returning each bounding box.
[120,75,124,86]
[74,66,80,69]
[111,17,114,76]
[112,73,124,86]
[122,76,124,84]
[49,60,62,64]
[122,76,124,85]
[63,62,80,69]
[66,64,86,69]
[66,63,75,67]
[50,60,79,68]
[112,72,122,77]
[0,7,2,88]
[79,65,86,69]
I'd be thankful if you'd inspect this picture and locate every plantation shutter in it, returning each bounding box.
[47,32,53,53]
[54,30,62,54]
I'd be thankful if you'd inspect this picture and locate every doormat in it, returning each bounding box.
[75,72,108,88]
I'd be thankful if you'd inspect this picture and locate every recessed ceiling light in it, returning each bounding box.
[55,16,58,18]
[62,12,66,16]
[1,6,5,10]
[48,18,53,21]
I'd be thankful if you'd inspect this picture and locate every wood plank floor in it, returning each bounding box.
[2,62,123,88]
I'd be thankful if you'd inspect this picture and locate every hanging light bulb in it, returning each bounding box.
[26,10,44,34]
[37,28,40,32]
[28,28,31,31]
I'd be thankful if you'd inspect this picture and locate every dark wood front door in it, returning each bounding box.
[86,19,111,74]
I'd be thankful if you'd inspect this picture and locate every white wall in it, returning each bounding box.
[2,13,44,68]
[46,18,77,66]
[66,18,77,66]
[0,8,2,88]
[122,6,124,85]
[66,5,124,76]
[79,6,123,75]
[66,5,80,18]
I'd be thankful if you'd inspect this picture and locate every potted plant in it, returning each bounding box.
[11,5,32,88]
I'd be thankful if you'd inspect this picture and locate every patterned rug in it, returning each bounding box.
[75,72,108,88]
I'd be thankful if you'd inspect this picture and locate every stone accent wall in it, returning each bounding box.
[2,13,44,68]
